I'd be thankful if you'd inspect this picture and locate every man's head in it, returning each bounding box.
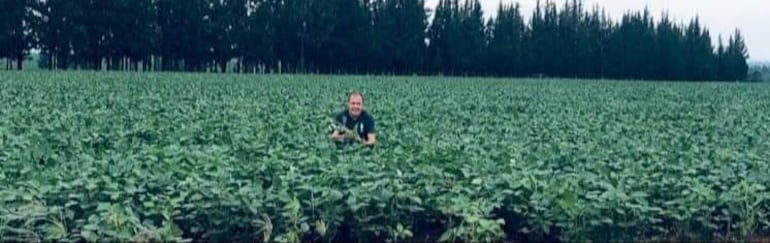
[347,91,364,118]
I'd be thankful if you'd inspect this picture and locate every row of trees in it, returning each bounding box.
[749,65,770,82]
[0,0,751,81]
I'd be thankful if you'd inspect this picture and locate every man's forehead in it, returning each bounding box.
[348,94,363,102]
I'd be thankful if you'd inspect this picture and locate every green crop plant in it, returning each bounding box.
[1,71,769,242]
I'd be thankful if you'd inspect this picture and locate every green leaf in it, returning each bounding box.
[408,196,422,205]
[143,201,155,208]
[97,203,111,211]
[65,200,78,208]
[328,189,344,201]
[437,230,453,242]
[81,230,98,242]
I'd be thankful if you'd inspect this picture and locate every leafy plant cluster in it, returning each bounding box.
[1,72,770,242]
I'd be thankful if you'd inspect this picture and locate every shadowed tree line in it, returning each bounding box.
[748,64,769,82]
[0,0,751,81]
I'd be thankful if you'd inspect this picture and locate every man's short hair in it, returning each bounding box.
[348,90,364,102]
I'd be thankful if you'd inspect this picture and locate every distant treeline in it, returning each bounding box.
[749,65,770,82]
[0,0,751,81]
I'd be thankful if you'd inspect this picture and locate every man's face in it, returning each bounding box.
[348,94,363,117]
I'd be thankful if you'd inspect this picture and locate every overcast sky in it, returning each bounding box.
[425,0,769,62]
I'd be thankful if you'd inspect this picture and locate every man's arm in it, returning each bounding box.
[330,130,344,141]
[363,115,377,146]
[331,129,355,140]
[364,133,376,146]
[330,112,346,141]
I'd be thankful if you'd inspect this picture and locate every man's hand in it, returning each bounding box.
[330,131,346,141]
[330,130,356,142]
[363,133,376,146]
[330,132,341,141]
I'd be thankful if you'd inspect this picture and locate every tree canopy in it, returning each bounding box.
[0,0,752,81]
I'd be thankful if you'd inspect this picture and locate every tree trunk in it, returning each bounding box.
[219,60,227,73]
[16,56,23,70]
[58,53,66,70]
[50,53,56,70]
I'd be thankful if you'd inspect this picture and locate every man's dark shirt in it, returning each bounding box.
[334,110,376,141]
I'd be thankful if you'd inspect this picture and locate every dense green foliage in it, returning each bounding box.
[0,0,38,70]
[749,65,770,82]
[2,72,770,242]
[0,0,752,81]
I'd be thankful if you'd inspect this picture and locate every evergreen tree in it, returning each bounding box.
[457,0,485,75]
[723,29,749,81]
[582,6,611,78]
[0,0,38,70]
[17,0,752,81]
[206,0,247,73]
[427,0,459,74]
[485,2,526,76]
[683,17,717,81]
[239,0,278,73]
[655,12,685,80]
[716,35,726,80]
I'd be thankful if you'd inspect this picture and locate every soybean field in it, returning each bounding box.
[1,71,770,242]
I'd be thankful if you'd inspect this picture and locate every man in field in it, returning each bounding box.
[330,91,377,146]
